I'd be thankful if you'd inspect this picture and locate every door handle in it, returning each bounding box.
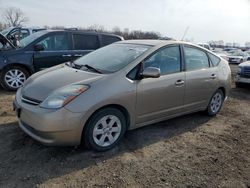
[210,74,217,79]
[74,54,83,57]
[175,80,185,86]
[62,54,72,57]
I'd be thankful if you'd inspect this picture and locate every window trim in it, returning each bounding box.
[207,52,221,67]
[182,44,213,72]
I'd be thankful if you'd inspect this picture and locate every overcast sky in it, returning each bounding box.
[1,0,250,45]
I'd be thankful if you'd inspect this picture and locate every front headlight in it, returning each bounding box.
[40,84,89,109]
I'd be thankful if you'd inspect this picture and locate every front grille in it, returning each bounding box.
[21,95,41,105]
[242,67,250,77]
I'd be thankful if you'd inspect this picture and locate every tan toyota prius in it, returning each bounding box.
[14,40,231,151]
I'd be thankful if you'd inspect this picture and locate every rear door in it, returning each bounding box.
[183,45,219,110]
[33,32,73,71]
[71,33,100,60]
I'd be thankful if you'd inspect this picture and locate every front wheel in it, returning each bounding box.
[206,89,224,116]
[83,108,127,151]
[0,66,30,91]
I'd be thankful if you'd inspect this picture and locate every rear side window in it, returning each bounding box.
[73,34,99,50]
[208,53,221,66]
[184,46,210,71]
[101,35,121,46]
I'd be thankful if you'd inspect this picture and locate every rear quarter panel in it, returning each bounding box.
[217,59,231,97]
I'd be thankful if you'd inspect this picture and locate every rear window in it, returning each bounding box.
[101,35,121,46]
[73,34,99,50]
[208,53,221,66]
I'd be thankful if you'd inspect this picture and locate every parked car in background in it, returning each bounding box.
[246,51,250,61]
[227,50,248,64]
[212,49,229,61]
[197,43,211,50]
[13,40,231,151]
[1,27,46,46]
[223,47,238,52]
[0,30,123,90]
[235,61,250,87]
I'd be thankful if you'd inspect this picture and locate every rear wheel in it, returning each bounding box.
[206,89,224,116]
[83,108,127,151]
[0,66,30,91]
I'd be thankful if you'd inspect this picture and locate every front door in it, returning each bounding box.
[136,45,185,124]
[33,33,73,71]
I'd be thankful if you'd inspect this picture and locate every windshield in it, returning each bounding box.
[19,30,48,48]
[74,43,151,73]
[231,51,245,56]
[0,27,13,36]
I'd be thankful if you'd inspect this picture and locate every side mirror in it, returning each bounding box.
[34,44,45,51]
[141,67,160,78]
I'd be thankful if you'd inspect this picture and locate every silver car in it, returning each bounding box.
[14,40,231,151]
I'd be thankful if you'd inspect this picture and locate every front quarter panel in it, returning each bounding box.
[65,72,137,130]
[0,50,34,72]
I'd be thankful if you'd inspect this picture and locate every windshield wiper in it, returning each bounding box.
[66,62,103,74]
[65,61,82,69]
[82,64,102,74]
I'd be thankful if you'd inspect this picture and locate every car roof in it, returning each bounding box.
[42,30,123,38]
[117,39,200,47]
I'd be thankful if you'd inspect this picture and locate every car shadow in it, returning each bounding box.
[0,112,211,187]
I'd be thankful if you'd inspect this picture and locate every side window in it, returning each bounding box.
[37,34,70,51]
[144,46,181,75]
[73,34,99,50]
[101,35,121,46]
[184,46,210,71]
[208,53,221,66]
[20,29,30,39]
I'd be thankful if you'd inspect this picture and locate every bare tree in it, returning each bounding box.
[3,7,28,27]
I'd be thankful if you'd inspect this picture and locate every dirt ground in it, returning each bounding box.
[0,65,249,188]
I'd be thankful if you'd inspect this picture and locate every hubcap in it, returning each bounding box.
[93,115,122,147]
[4,69,26,89]
[210,93,222,113]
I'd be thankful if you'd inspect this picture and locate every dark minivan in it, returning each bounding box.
[0,30,123,90]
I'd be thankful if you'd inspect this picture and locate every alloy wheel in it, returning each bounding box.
[92,115,122,147]
[210,92,222,113]
[4,69,26,89]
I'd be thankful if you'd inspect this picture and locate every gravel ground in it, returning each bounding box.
[0,64,249,188]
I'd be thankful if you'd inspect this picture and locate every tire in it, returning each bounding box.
[206,89,224,116]
[0,66,30,91]
[83,108,127,151]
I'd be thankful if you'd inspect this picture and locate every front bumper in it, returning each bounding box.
[235,75,250,84]
[14,89,85,146]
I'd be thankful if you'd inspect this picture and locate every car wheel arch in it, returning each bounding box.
[217,87,226,98]
[81,104,131,143]
[2,63,33,75]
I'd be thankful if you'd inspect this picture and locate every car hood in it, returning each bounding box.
[239,61,250,67]
[21,64,104,101]
[0,33,15,49]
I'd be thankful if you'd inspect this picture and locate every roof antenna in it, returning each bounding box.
[181,26,189,41]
